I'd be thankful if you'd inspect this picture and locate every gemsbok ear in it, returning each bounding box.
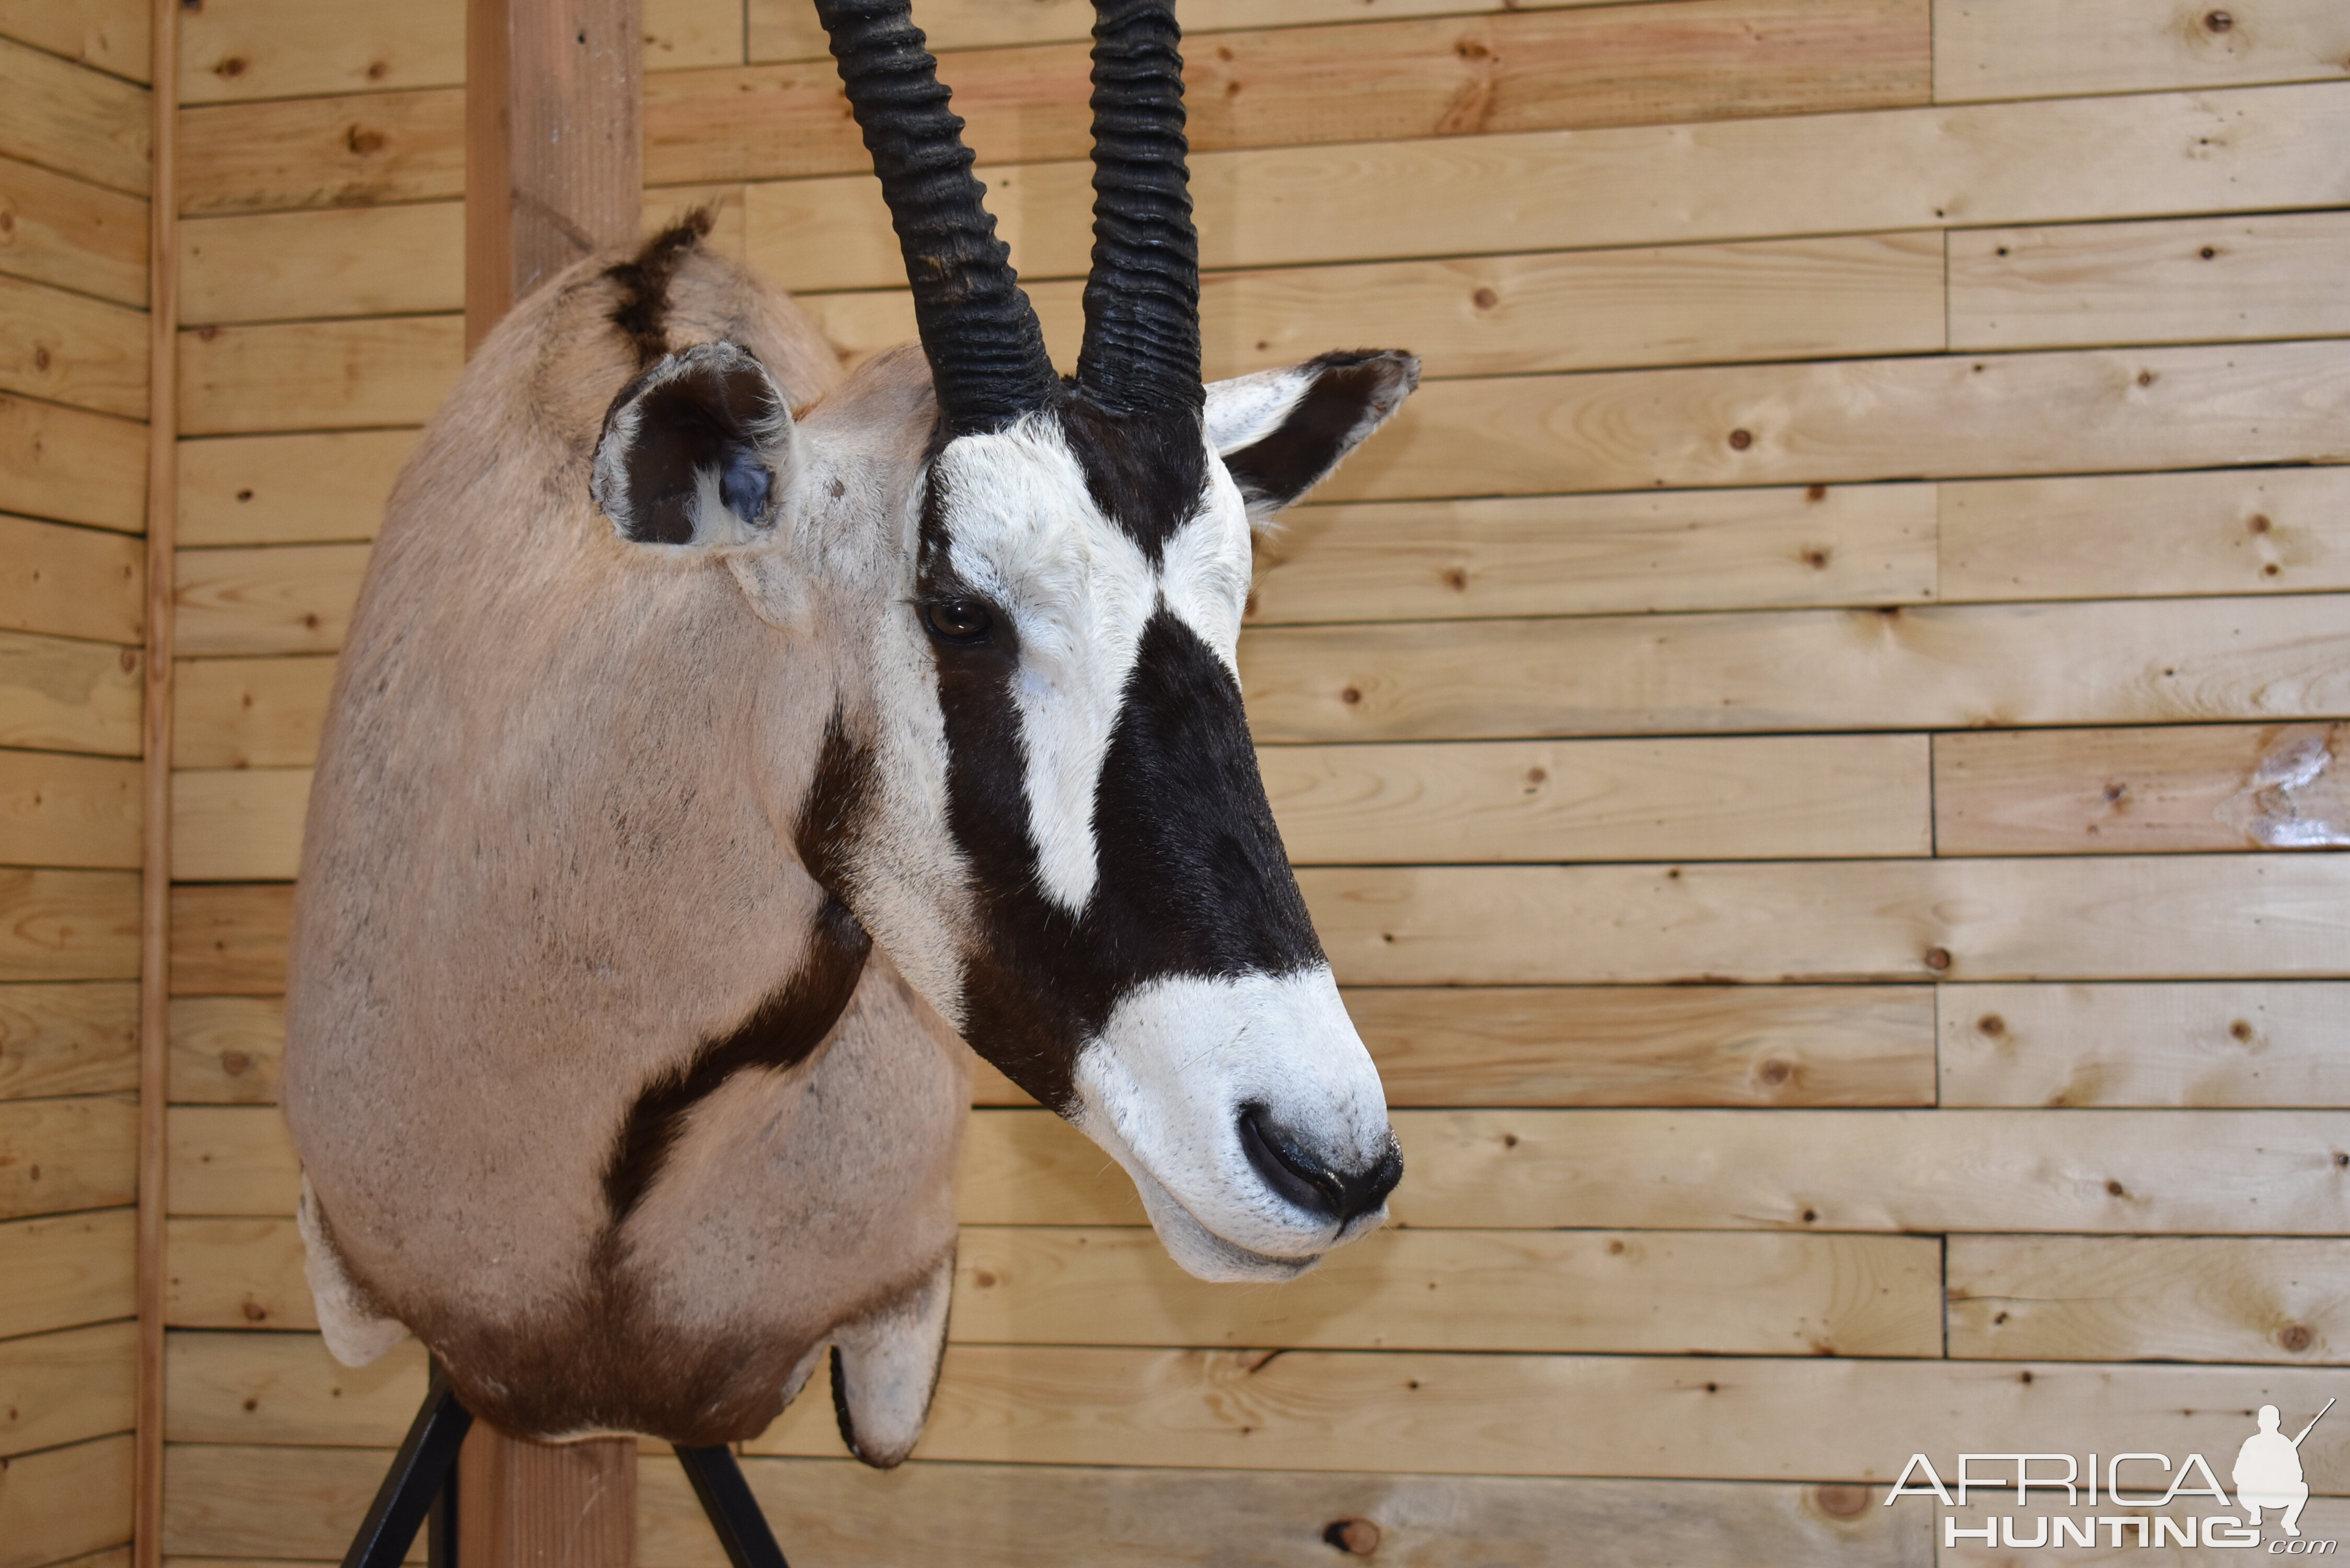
[591,340,798,548]
[1205,349,1420,526]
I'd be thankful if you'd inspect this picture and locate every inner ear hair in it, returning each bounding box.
[591,341,794,548]
[1215,349,1419,523]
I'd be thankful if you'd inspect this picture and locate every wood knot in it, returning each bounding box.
[1339,686,1362,705]
[1801,546,1830,569]
[1523,766,1547,787]
[1323,1518,1381,1557]
[1471,287,1499,311]
[2106,1179,2128,1196]
[1441,567,1469,591]
[1922,946,1952,972]
[970,1269,997,1288]
[2199,245,2218,260]
[1992,1310,2009,1324]
[1814,1483,1869,1518]
[2279,1323,2314,1353]
[214,55,247,77]
[2229,1019,2255,1042]
[2335,1151,2349,1168]
[1758,1058,1793,1086]
[1977,1014,2005,1037]
[218,1050,251,1077]
[2136,368,2157,387]
[1606,1238,1625,1254]
[241,1300,269,1322]
[345,125,388,156]
[235,488,254,502]
[31,347,49,371]
[366,60,389,80]
[2203,9,2232,31]
[2102,780,2128,804]
[1502,1132,1519,1148]
[1806,483,1827,502]
[2249,513,2272,533]
[1800,1208,1818,1223]
[1726,428,1754,451]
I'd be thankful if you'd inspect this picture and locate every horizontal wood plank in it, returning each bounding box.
[0,1093,135,1218]
[0,0,147,83]
[0,981,137,1098]
[179,317,462,436]
[165,1217,309,1331]
[0,1433,132,1568]
[1297,855,2350,986]
[1952,209,2350,353]
[174,656,333,769]
[166,1105,295,1217]
[0,628,142,757]
[0,866,138,982]
[0,746,140,869]
[171,769,308,883]
[661,0,1930,185]
[175,545,366,658]
[1949,1236,2350,1365]
[178,87,464,217]
[0,1206,133,1339]
[179,430,412,548]
[1311,340,2350,505]
[1266,734,1929,862]
[1239,593,2350,743]
[1941,466,2350,603]
[162,1442,414,1561]
[1935,722,2349,856]
[168,995,282,1105]
[0,514,141,643]
[1348,984,1935,1107]
[180,203,463,326]
[0,1318,135,1457]
[0,271,143,420]
[168,883,294,996]
[0,391,145,532]
[1248,482,1939,626]
[1936,0,2350,103]
[0,33,147,196]
[1938,981,2350,1108]
[743,1345,2350,1480]
[0,152,146,308]
[166,1332,424,1448]
[743,83,2350,290]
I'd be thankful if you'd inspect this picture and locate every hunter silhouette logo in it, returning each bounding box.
[1887,1398,2340,1552]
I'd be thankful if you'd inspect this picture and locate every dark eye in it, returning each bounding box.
[923,598,994,643]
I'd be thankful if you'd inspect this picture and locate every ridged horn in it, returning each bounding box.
[1073,0,1202,416]
[813,0,1061,433]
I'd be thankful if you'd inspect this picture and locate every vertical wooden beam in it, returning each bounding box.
[457,1427,639,1566]
[466,0,644,352]
[462,1,642,1556]
[134,0,179,1562]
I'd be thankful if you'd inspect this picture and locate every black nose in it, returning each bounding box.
[1237,1105,1403,1226]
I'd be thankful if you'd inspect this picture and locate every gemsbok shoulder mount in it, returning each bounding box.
[282,0,1419,1461]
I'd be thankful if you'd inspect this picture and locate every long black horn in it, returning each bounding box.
[813,0,1060,433]
[1074,0,1201,416]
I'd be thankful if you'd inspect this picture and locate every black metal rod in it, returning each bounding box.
[341,1367,473,1568]
[677,1445,792,1568]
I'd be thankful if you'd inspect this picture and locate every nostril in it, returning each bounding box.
[1237,1107,1404,1227]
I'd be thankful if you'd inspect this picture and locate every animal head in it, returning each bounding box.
[588,0,1412,1281]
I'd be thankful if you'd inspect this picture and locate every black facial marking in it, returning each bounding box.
[796,708,880,899]
[1221,350,1418,514]
[604,209,714,368]
[1060,398,1207,566]
[602,354,785,545]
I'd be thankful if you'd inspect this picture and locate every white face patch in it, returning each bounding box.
[1070,965,1395,1279]
[931,417,1256,914]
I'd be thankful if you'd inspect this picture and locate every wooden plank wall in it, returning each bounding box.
[0,1,151,1565]
[149,0,2350,1563]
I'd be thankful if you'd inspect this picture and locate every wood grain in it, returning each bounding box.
[1266,734,1928,863]
[1347,984,1935,1108]
[1941,466,2350,603]
[178,430,413,548]
[0,0,148,83]
[0,980,137,1098]
[170,769,308,883]
[0,271,144,420]
[0,33,148,196]
[1935,722,2350,855]
[1936,0,2350,103]
[175,546,366,658]
[1239,593,2350,743]
[1938,981,2350,1108]
[647,1458,1930,1568]
[178,88,466,217]
[742,1346,2350,1479]
[0,865,139,981]
[166,1104,298,1217]
[179,316,462,436]
[1949,1236,2350,1365]
[162,1442,418,1562]
[167,883,293,996]
[1248,483,1938,626]
[0,151,147,308]
[1312,340,2350,505]
[0,746,140,869]
[0,391,146,533]
[173,656,335,769]
[165,1217,309,1330]
[0,514,141,643]
[167,994,282,1104]
[1296,856,2350,986]
[0,628,142,757]
[180,203,464,326]
[0,1433,133,1568]
[0,1094,135,1218]
[0,1207,134,1339]
[1952,209,2350,352]
[456,1427,637,1567]
[0,1318,136,1457]
[744,83,2350,290]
